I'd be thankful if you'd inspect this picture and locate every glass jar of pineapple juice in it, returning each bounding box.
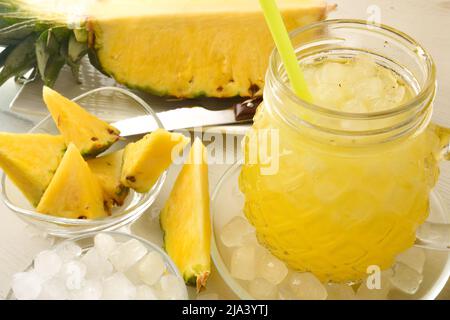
[239,20,450,283]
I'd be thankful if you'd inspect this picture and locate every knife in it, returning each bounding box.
[112,97,262,137]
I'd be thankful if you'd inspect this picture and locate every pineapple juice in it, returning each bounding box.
[240,56,446,283]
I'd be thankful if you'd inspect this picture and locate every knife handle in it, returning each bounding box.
[234,97,263,122]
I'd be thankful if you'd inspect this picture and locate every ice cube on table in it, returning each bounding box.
[34,250,63,280]
[230,245,257,281]
[81,248,113,280]
[102,273,136,300]
[356,271,392,300]
[220,216,254,248]
[109,239,148,272]
[196,293,219,300]
[287,272,328,300]
[389,262,423,295]
[71,279,103,300]
[257,250,288,285]
[158,274,186,300]
[395,247,426,274]
[136,285,158,300]
[94,233,117,259]
[59,261,87,290]
[248,278,278,300]
[11,271,43,300]
[326,283,356,300]
[55,242,82,262]
[137,251,166,286]
[39,278,69,300]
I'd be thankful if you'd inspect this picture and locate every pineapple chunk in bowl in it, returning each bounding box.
[1,87,167,238]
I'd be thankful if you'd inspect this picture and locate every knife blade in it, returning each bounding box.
[112,97,262,137]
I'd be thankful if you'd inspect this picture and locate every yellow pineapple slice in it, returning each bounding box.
[88,149,129,211]
[160,138,211,291]
[0,133,66,207]
[121,129,189,193]
[37,143,107,219]
[42,86,120,158]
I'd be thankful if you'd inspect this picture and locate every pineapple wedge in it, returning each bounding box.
[37,143,107,219]
[160,138,211,291]
[121,129,189,193]
[0,133,66,207]
[42,86,120,158]
[88,149,129,211]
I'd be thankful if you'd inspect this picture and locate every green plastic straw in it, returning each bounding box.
[259,0,312,102]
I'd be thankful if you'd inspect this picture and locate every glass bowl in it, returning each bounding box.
[211,162,450,300]
[8,231,188,300]
[1,87,167,238]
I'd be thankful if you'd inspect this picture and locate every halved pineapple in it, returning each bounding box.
[121,129,189,193]
[0,0,331,98]
[88,149,129,211]
[0,133,66,207]
[42,86,120,158]
[37,143,107,219]
[160,138,211,291]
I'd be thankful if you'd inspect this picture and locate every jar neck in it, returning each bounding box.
[264,69,436,147]
[264,20,436,147]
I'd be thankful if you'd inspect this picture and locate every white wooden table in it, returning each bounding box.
[0,0,449,299]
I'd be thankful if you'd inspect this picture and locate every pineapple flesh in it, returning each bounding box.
[88,149,129,211]
[0,0,331,98]
[42,86,120,157]
[160,138,211,291]
[0,133,66,207]
[91,0,330,98]
[121,129,190,193]
[37,143,107,219]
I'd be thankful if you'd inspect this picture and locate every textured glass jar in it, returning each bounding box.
[240,20,450,283]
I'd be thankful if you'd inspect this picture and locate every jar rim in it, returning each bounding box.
[269,19,436,120]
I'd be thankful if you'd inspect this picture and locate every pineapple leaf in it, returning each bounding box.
[60,33,85,83]
[0,20,36,45]
[43,55,65,87]
[68,33,87,64]
[0,43,14,67]
[73,28,88,43]
[0,1,17,14]
[35,27,70,87]
[0,33,36,86]
[35,29,51,78]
